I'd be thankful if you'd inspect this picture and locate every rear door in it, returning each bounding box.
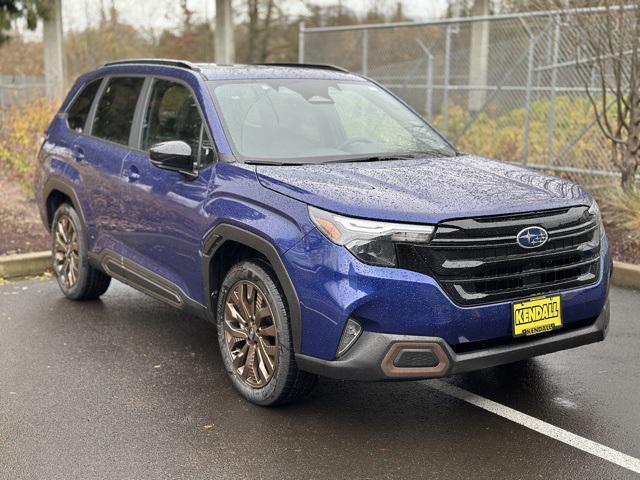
[41,78,102,235]
[117,77,216,303]
[75,76,145,251]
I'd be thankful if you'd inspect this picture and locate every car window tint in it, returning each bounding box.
[67,79,102,133]
[142,79,213,165]
[92,77,144,145]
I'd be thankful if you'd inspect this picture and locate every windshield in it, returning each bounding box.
[208,79,456,164]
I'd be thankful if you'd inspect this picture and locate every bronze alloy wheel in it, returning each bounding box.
[223,280,279,388]
[53,214,80,289]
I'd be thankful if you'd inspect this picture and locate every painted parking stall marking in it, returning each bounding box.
[428,380,640,475]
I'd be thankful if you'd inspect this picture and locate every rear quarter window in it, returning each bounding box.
[66,78,102,133]
[92,77,145,145]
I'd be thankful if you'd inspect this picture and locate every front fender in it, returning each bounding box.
[200,162,315,352]
[202,223,305,352]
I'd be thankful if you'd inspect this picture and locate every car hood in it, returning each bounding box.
[255,155,591,224]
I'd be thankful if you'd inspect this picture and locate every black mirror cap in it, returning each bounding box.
[149,141,195,175]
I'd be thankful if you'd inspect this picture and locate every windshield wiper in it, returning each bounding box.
[323,153,420,164]
[244,150,455,166]
[244,159,305,166]
[323,150,456,164]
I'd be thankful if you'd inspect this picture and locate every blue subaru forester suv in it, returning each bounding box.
[36,59,611,405]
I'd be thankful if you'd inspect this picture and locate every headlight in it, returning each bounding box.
[308,206,435,267]
[588,200,604,236]
[588,200,601,223]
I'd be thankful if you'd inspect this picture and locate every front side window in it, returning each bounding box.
[142,79,214,165]
[67,78,102,133]
[92,77,144,145]
[208,79,455,164]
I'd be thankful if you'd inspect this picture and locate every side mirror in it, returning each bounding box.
[149,141,195,176]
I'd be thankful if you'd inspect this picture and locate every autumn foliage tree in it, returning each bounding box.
[0,0,50,44]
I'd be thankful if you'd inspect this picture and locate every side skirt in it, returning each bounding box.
[90,249,209,320]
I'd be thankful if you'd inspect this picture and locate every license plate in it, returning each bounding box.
[512,296,562,337]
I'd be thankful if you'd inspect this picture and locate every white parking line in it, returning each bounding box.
[428,380,640,475]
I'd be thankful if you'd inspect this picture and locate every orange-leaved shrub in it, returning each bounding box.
[0,98,58,196]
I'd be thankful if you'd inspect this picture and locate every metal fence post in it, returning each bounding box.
[415,38,434,119]
[362,28,369,75]
[426,53,434,119]
[443,24,452,135]
[298,22,305,63]
[468,0,490,112]
[522,34,535,164]
[547,16,561,164]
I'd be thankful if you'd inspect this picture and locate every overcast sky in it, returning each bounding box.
[55,0,449,36]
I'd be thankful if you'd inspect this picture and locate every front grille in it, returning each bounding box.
[396,206,601,306]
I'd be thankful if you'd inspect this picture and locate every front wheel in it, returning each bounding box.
[216,260,317,406]
[51,203,111,300]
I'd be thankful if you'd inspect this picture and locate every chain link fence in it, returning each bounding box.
[0,75,49,121]
[0,75,48,103]
[300,7,635,186]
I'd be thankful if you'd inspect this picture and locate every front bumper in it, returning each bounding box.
[296,299,609,381]
[285,228,611,361]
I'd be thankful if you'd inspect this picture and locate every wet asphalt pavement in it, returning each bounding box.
[1,279,639,480]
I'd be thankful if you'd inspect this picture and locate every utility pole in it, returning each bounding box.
[43,0,65,98]
[468,0,490,112]
[215,0,235,64]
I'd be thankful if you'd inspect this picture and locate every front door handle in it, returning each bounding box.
[123,165,141,183]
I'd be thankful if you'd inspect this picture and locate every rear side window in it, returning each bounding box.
[92,77,144,145]
[66,79,102,133]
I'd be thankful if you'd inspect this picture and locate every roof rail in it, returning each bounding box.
[256,62,350,73]
[102,59,200,71]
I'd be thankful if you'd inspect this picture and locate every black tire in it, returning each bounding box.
[51,203,111,300]
[216,260,317,406]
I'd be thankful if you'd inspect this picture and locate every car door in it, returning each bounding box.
[74,76,146,252]
[117,77,216,304]
[46,78,102,242]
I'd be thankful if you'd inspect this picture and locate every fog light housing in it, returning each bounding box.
[336,318,362,358]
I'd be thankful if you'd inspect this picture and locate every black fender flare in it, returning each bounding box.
[202,223,303,353]
[42,177,88,231]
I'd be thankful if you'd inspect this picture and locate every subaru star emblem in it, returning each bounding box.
[516,226,549,249]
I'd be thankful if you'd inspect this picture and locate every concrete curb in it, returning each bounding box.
[1,252,640,291]
[0,251,52,279]
[611,261,640,291]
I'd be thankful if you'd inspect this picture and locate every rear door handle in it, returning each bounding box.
[71,145,85,162]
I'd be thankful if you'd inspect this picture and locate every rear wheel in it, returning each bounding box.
[216,260,317,406]
[51,203,111,300]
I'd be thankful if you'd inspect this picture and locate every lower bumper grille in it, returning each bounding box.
[397,206,601,306]
[450,315,599,353]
